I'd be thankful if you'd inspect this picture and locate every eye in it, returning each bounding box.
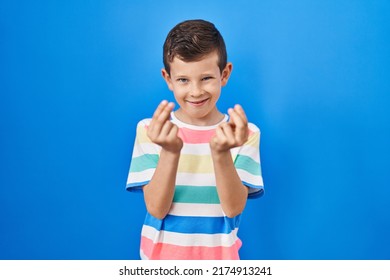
[177,78,188,83]
[202,76,213,81]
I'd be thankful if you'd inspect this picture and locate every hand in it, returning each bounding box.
[147,100,183,153]
[210,104,249,153]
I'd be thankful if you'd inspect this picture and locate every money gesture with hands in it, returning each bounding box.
[210,104,249,153]
[147,100,183,154]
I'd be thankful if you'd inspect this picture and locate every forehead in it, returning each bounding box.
[169,52,220,76]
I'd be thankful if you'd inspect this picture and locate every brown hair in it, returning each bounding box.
[163,19,227,75]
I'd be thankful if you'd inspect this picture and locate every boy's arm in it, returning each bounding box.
[143,101,183,220]
[210,105,249,218]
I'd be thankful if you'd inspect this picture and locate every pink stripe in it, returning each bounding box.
[144,125,255,144]
[178,127,255,144]
[178,127,216,144]
[141,236,242,260]
[143,125,215,144]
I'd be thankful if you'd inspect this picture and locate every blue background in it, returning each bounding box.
[1,0,389,260]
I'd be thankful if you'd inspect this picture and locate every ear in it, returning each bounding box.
[221,62,233,87]
[161,68,174,91]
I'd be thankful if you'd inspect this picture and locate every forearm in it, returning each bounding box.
[211,150,248,218]
[143,149,180,219]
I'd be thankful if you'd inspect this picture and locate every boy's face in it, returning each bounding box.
[162,51,232,126]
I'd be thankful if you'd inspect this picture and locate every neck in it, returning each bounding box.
[174,109,225,126]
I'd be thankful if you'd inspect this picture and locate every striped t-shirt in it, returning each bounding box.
[126,112,264,260]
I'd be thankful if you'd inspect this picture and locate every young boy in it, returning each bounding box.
[126,19,264,260]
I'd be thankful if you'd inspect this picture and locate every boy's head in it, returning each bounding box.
[163,19,227,76]
[161,19,232,126]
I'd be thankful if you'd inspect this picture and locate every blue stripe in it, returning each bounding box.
[243,181,263,189]
[126,181,149,192]
[144,213,241,234]
[242,181,264,199]
[248,188,264,199]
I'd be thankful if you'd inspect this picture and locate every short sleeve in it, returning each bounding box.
[126,119,161,192]
[233,123,264,199]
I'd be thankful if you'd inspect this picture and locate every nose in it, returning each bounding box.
[190,82,203,97]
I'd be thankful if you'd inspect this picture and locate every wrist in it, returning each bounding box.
[160,147,181,158]
[210,148,231,161]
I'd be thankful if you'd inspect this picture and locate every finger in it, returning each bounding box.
[156,102,175,123]
[220,123,236,146]
[228,108,246,129]
[152,100,169,120]
[150,101,168,131]
[150,101,174,133]
[228,108,248,144]
[234,104,248,124]
[215,125,228,143]
[234,105,249,143]
[151,101,174,123]
[160,120,173,137]
[229,105,248,127]
[167,124,180,140]
[167,125,183,152]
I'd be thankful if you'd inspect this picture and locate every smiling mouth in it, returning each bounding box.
[187,98,210,106]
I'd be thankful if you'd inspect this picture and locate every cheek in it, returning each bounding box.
[204,82,221,94]
[172,86,187,99]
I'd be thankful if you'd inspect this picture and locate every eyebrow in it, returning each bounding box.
[172,72,215,78]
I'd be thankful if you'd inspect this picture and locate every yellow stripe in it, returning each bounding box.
[246,131,260,148]
[178,154,214,173]
[136,124,152,144]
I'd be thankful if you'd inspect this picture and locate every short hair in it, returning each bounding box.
[163,19,227,75]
